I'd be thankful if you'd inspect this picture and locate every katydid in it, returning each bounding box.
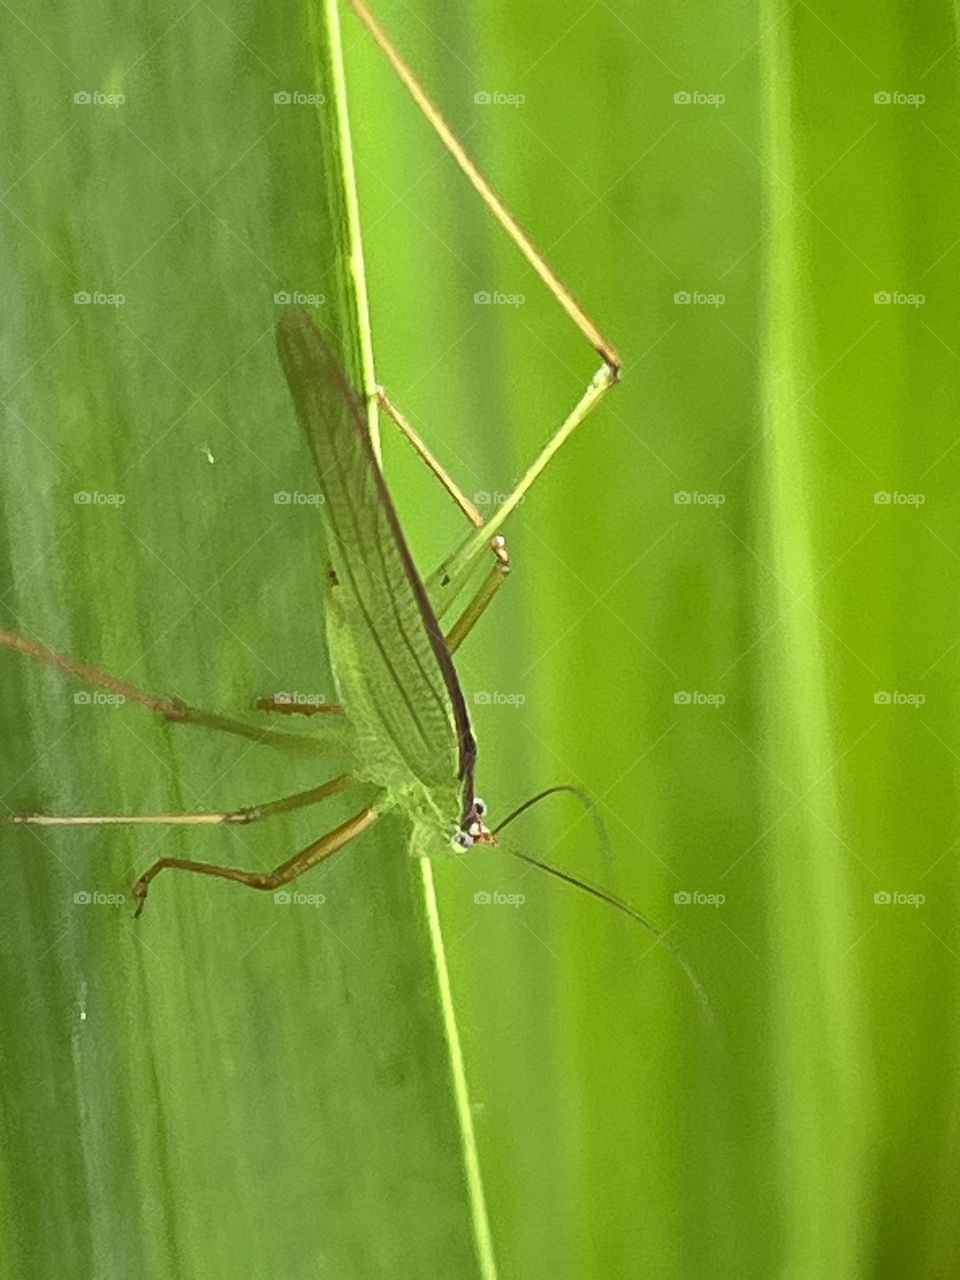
[0,309,614,902]
[0,0,708,1011]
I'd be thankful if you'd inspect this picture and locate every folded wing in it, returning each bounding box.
[276,307,475,808]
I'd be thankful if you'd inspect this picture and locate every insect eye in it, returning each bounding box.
[453,831,474,851]
[473,797,487,818]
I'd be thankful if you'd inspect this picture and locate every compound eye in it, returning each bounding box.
[453,831,474,851]
[473,797,487,818]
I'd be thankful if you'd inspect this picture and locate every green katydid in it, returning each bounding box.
[0,0,708,1009]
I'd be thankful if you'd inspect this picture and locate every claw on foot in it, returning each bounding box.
[132,879,149,919]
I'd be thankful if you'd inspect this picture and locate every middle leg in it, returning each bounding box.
[133,799,381,916]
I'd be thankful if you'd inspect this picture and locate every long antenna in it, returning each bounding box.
[505,845,714,1022]
[494,784,610,857]
[494,783,616,884]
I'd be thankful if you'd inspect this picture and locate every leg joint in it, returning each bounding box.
[224,807,261,826]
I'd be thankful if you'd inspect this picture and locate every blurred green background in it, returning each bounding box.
[1,1,959,1276]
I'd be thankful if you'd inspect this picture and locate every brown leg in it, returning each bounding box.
[375,387,484,528]
[2,773,355,828]
[347,0,620,370]
[254,696,346,717]
[0,626,341,757]
[372,389,512,630]
[132,802,381,917]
